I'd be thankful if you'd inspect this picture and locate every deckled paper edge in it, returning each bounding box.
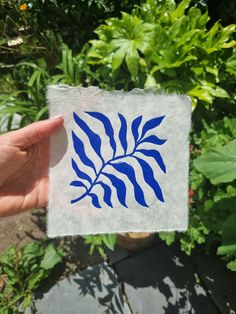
[46,84,192,237]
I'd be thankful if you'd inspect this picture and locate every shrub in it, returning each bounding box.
[0,242,63,313]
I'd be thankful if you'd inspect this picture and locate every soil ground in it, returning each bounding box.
[0,208,103,275]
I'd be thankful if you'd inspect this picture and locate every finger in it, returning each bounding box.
[3,116,64,149]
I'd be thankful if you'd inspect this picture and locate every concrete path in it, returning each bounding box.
[32,241,236,314]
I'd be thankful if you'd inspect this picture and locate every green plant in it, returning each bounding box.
[0,43,103,132]
[88,0,235,105]
[84,0,236,268]
[193,139,236,270]
[0,241,63,313]
[160,118,236,263]
[84,234,117,257]
[0,60,51,132]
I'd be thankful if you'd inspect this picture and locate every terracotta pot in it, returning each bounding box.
[117,232,155,250]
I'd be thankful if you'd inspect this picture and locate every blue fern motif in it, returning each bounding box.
[70,112,167,208]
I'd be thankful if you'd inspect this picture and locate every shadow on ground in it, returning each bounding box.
[67,242,219,314]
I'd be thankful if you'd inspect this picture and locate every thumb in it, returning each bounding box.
[4,116,64,149]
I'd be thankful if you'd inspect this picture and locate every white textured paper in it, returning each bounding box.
[47,85,191,237]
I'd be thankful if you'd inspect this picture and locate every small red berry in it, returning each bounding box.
[189,189,195,197]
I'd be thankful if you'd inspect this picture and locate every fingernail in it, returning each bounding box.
[50,115,63,120]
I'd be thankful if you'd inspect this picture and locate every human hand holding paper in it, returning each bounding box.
[0,116,64,217]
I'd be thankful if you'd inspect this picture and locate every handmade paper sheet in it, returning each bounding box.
[47,85,191,237]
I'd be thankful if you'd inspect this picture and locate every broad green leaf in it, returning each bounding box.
[112,46,127,71]
[159,232,175,245]
[211,86,229,98]
[125,47,139,79]
[205,66,219,79]
[102,234,117,250]
[40,244,62,270]
[193,140,236,184]
[203,23,236,53]
[170,0,191,22]
[23,242,42,256]
[89,12,153,77]
[144,74,156,87]
[227,260,236,271]
[188,86,213,103]
[188,82,229,104]
[222,213,236,239]
[226,51,236,75]
[217,213,236,266]
[217,243,236,255]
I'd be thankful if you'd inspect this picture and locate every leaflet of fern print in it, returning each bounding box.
[70,112,167,208]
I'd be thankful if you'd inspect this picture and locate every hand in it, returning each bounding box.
[0,116,64,217]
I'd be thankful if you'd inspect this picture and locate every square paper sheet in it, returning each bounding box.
[47,85,191,237]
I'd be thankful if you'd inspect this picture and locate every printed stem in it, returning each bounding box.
[71,151,135,204]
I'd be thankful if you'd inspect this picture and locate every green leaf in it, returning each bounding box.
[23,242,42,256]
[22,294,32,310]
[193,140,236,184]
[222,213,236,243]
[89,12,153,78]
[144,74,156,88]
[159,232,175,245]
[28,70,39,87]
[102,234,117,250]
[40,244,62,270]
[202,23,236,53]
[111,46,127,71]
[98,246,106,257]
[170,0,191,22]
[125,46,139,79]
[226,51,236,75]
[28,269,45,290]
[217,243,236,255]
[217,213,236,262]
[34,106,48,121]
[188,86,213,103]
[227,260,236,271]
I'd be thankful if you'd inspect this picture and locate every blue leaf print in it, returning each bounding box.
[86,112,116,158]
[95,181,113,208]
[110,162,148,207]
[140,116,165,139]
[139,135,166,146]
[118,113,127,154]
[72,131,97,174]
[73,112,104,164]
[102,172,128,208]
[88,193,102,208]
[137,149,166,173]
[70,181,87,189]
[131,116,142,144]
[70,112,167,208]
[71,158,92,184]
[134,156,164,202]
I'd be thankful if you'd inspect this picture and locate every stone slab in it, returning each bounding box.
[115,243,219,314]
[33,263,131,314]
[191,246,236,314]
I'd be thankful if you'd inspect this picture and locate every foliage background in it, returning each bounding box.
[0,0,236,272]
